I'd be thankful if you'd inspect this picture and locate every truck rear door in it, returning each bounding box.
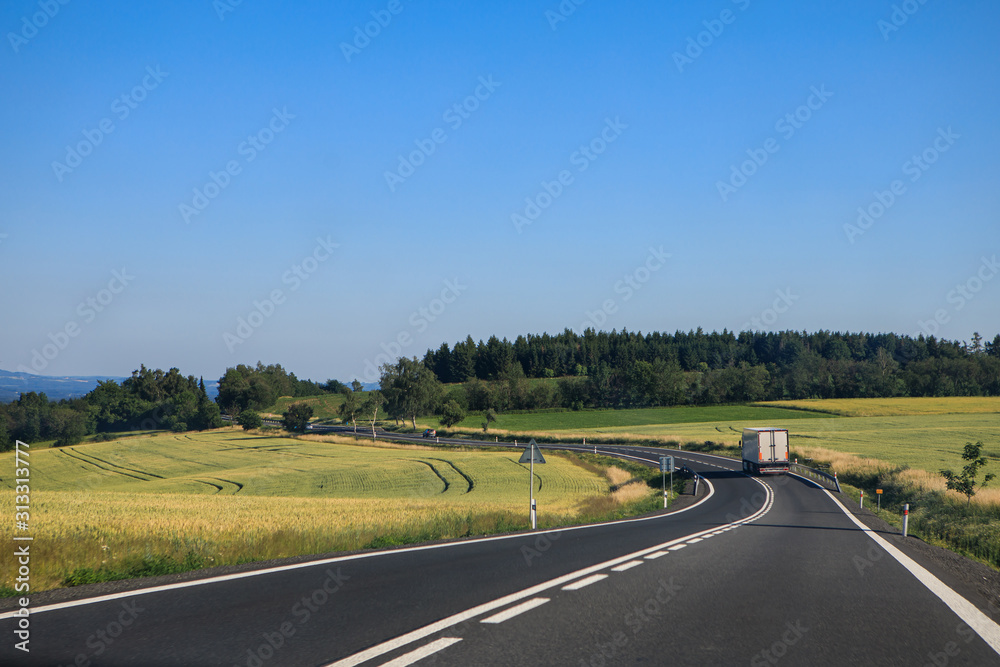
[774,430,789,463]
[758,429,774,463]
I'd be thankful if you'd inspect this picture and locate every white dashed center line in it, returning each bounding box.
[611,560,644,572]
[562,574,609,591]
[480,598,550,624]
[380,637,462,667]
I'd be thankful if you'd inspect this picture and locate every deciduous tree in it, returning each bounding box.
[339,390,361,432]
[282,402,314,433]
[379,358,443,430]
[481,408,497,432]
[941,441,995,505]
[439,400,466,428]
[362,390,386,438]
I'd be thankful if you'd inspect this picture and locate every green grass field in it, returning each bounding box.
[267,393,348,420]
[423,398,997,476]
[557,413,999,475]
[446,404,830,431]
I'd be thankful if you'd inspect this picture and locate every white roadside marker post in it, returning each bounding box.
[519,440,545,531]
[903,503,909,537]
[860,490,864,509]
[659,456,673,509]
[530,453,535,530]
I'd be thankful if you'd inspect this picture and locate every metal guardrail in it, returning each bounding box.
[789,463,841,493]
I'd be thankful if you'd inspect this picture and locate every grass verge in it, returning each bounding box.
[801,448,1000,570]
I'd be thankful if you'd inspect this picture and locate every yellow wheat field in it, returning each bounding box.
[756,396,1000,417]
[0,431,656,592]
[794,445,1000,508]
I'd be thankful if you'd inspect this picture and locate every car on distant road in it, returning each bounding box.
[422,429,437,438]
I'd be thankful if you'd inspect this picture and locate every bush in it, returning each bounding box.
[52,433,84,447]
[237,410,263,431]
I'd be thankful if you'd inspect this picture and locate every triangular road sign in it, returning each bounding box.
[518,439,546,464]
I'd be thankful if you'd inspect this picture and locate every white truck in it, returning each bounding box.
[741,427,790,475]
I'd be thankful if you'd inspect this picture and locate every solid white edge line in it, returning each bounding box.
[0,448,726,621]
[323,476,774,667]
[562,574,609,591]
[823,489,1000,656]
[480,597,550,624]
[379,637,462,667]
[611,561,644,572]
[787,471,825,489]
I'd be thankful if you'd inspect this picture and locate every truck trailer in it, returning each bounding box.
[741,427,790,475]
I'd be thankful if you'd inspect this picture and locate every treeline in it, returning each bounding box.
[4,329,996,447]
[419,329,1000,411]
[0,365,222,450]
[0,361,345,450]
[215,362,346,415]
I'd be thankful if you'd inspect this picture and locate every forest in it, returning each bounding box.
[419,329,1000,412]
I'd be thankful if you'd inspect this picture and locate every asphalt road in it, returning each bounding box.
[2,437,999,666]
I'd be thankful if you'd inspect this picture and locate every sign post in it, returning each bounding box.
[519,439,546,529]
[659,456,674,509]
[876,488,883,513]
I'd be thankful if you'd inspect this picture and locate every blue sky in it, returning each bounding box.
[2,0,998,384]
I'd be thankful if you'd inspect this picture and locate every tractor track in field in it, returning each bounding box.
[60,449,157,482]
[193,479,224,493]
[71,449,166,479]
[206,477,243,494]
[428,458,474,494]
[188,478,243,494]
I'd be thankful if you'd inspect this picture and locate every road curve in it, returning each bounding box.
[2,436,999,666]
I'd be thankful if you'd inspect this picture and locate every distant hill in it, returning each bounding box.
[0,369,219,403]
